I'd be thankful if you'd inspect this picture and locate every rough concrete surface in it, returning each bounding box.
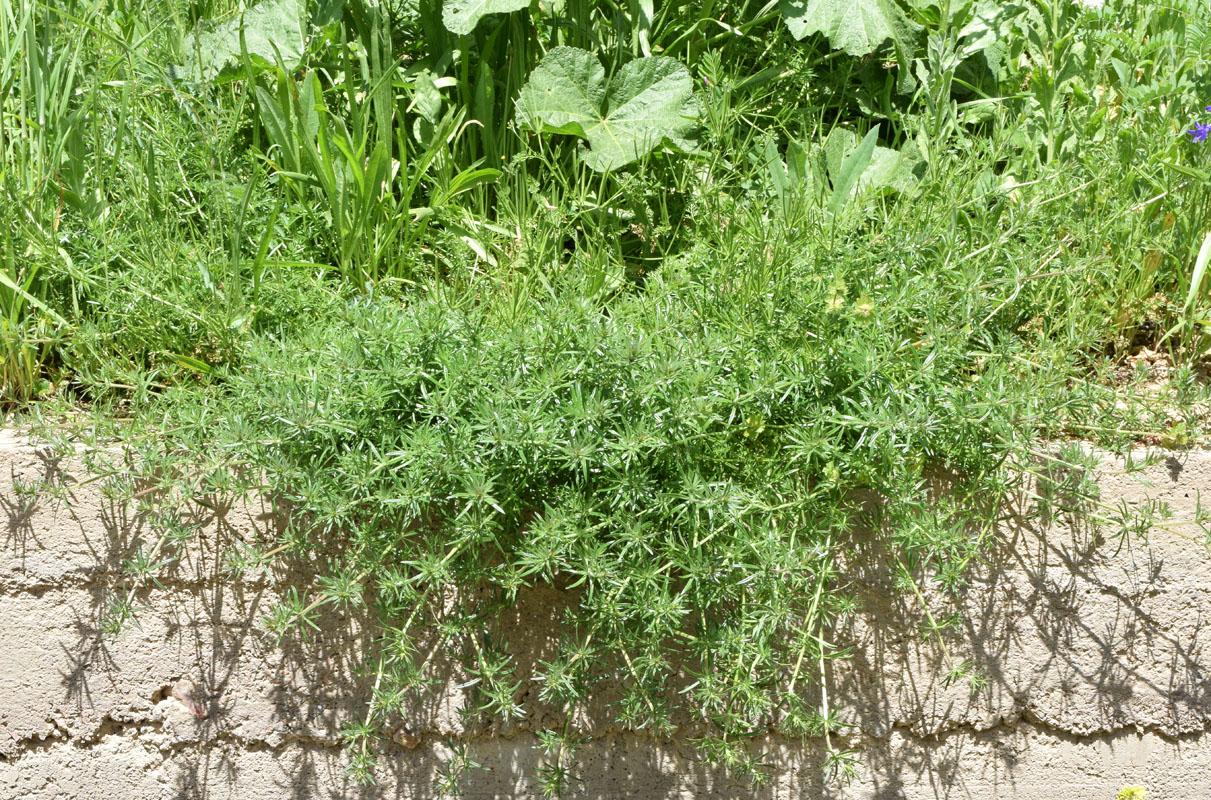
[1,429,1210,799]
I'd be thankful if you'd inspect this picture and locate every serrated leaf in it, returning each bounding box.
[183,0,306,82]
[442,0,530,35]
[779,0,920,56]
[516,47,698,172]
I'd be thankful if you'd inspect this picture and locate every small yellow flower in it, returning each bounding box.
[826,278,847,313]
[742,415,765,439]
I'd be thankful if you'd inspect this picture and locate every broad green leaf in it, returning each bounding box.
[828,127,879,215]
[410,70,443,124]
[442,0,530,35]
[183,0,306,82]
[824,127,921,208]
[856,144,920,193]
[312,0,345,26]
[779,0,920,56]
[956,0,1028,82]
[516,47,698,172]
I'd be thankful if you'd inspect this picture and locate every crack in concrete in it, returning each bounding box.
[6,703,1211,763]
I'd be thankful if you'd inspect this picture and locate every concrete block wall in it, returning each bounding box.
[1,430,1209,799]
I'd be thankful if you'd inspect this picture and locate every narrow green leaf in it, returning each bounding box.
[0,271,66,326]
[1183,232,1211,314]
[254,84,294,167]
[165,353,215,375]
[828,126,879,215]
[446,167,502,196]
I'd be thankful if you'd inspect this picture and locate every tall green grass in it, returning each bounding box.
[0,2,82,400]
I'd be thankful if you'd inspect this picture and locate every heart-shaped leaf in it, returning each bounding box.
[779,0,920,56]
[442,0,531,35]
[516,47,698,172]
[182,0,307,82]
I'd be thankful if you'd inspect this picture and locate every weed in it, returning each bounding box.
[9,0,1211,793]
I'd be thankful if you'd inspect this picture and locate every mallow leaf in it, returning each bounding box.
[182,0,306,82]
[956,0,1029,84]
[442,0,531,35]
[779,0,920,56]
[516,47,698,172]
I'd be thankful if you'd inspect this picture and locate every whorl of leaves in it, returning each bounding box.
[216,220,1046,782]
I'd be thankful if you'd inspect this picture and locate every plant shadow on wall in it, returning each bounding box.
[10,434,1211,799]
[829,451,1211,799]
[1,435,842,798]
[0,439,384,795]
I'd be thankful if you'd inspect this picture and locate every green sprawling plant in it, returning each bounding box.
[9,0,1211,793]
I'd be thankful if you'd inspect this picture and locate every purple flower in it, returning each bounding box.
[1190,122,1211,144]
